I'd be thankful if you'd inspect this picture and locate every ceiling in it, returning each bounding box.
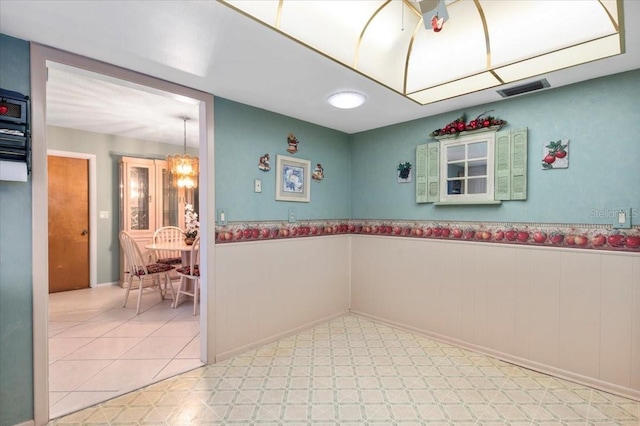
[1,0,639,145]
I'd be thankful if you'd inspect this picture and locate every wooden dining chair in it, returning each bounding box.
[119,230,176,314]
[152,226,185,265]
[173,236,200,315]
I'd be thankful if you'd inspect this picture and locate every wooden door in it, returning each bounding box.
[48,155,90,293]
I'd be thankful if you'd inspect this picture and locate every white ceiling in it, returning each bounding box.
[1,0,639,146]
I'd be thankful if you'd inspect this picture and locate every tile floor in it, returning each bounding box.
[49,315,639,425]
[49,285,203,419]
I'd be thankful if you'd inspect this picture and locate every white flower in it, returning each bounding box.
[185,204,199,238]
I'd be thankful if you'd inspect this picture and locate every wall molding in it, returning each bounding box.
[216,219,640,253]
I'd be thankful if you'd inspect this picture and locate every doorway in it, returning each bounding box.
[31,45,215,425]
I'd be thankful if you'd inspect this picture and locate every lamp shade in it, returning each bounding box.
[167,117,199,189]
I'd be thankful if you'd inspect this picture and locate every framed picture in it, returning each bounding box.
[275,155,311,202]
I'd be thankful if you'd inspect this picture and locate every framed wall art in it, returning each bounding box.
[275,155,311,202]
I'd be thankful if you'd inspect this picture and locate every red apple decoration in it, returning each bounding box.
[441,228,451,238]
[481,231,492,240]
[549,232,564,245]
[261,228,270,238]
[607,233,625,247]
[252,229,260,239]
[393,226,402,235]
[463,229,475,239]
[625,235,640,248]
[224,231,233,241]
[243,229,252,239]
[505,229,518,241]
[517,231,529,242]
[235,230,244,240]
[591,234,606,247]
[279,229,289,237]
[565,235,575,246]
[494,230,504,241]
[574,235,588,246]
[533,232,547,244]
[452,228,463,239]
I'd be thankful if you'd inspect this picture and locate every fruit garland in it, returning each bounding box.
[430,112,507,138]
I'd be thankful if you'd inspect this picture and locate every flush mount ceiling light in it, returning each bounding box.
[328,91,367,109]
[221,0,623,106]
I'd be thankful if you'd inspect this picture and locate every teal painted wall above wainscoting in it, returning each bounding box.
[0,33,33,426]
[350,69,640,226]
[214,97,352,222]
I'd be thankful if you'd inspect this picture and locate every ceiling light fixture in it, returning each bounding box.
[167,117,199,189]
[328,91,366,109]
[221,0,623,106]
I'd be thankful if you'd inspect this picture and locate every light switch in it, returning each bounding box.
[254,179,262,193]
[288,208,296,223]
[99,211,109,219]
[613,208,631,229]
[217,208,227,225]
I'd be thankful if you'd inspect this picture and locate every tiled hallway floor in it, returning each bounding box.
[49,315,638,425]
[49,285,203,419]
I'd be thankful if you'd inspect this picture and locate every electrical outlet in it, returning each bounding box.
[254,179,262,193]
[613,208,631,229]
[217,208,227,225]
[288,208,296,223]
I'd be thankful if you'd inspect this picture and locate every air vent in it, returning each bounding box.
[497,79,550,98]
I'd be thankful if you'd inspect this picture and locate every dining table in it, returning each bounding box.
[145,241,199,298]
[144,241,197,265]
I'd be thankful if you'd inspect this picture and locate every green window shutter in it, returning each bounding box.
[426,142,440,203]
[416,144,428,203]
[494,130,512,200]
[510,127,528,200]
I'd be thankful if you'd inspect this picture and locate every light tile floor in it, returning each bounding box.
[49,315,638,425]
[49,285,203,419]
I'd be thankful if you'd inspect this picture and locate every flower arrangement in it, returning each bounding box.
[185,204,199,239]
[429,111,507,138]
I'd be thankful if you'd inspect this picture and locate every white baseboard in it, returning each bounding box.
[215,311,348,362]
[91,281,119,288]
[350,310,640,403]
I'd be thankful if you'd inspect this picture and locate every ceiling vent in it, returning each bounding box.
[497,79,550,98]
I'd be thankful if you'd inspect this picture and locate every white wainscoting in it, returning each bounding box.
[350,235,640,400]
[214,236,351,360]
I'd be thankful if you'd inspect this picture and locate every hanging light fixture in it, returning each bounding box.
[167,117,199,189]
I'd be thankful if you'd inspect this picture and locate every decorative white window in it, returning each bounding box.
[440,133,494,202]
[416,128,528,205]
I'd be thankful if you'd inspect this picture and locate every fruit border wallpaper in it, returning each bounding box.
[215,219,640,252]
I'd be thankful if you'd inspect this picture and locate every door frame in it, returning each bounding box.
[30,44,216,425]
[47,150,97,288]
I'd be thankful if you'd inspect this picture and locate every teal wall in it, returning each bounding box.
[47,126,198,284]
[214,97,351,222]
[0,34,33,426]
[351,70,640,225]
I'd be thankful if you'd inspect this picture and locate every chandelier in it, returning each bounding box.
[167,117,199,189]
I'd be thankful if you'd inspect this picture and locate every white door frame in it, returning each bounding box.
[47,150,97,288]
[30,44,216,425]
